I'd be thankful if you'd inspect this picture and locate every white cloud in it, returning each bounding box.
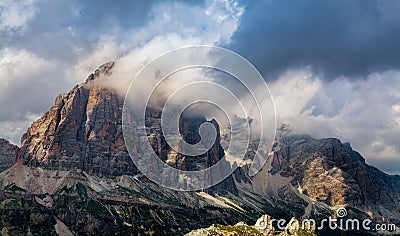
[66,36,120,83]
[0,48,73,144]
[0,112,40,145]
[270,69,400,174]
[270,68,322,122]
[0,0,37,32]
[3,0,397,175]
[70,0,245,101]
[0,48,57,84]
[129,0,244,46]
[0,0,245,145]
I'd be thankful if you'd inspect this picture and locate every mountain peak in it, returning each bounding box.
[86,61,115,82]
[0,138,19,172]
[19,61,238,195]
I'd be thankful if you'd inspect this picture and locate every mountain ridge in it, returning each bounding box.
[0,62,399,235]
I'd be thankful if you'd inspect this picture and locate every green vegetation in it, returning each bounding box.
[76,182,87,197]
[84,199,109,215]
[58,185,73,194]
[210,224,264,236]
[296,229,320,236]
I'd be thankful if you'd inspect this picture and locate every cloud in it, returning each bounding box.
[0,112,40,145]
[270,68,400,174]
[66,36,120,83]
[0,48,73,120]
[0,0,37,33]
[1,0,399,175]
[0,48,74,144]
[0,0,245,145]
[231,0,400,79]
[86,0,245,97]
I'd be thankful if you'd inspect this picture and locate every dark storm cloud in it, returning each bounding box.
[230,0,400,79]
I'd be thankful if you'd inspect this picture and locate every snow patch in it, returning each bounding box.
[54,218,74,236]
[196,192,230,208]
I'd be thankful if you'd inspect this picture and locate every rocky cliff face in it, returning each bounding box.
[20,62,137,177]
[0,139,19,172]
[0,62,243,235]
[268,135,400,209]
[1,61,399,235]
[144,113,237,194]
[186,214,318,236]
[18,62,237,195]
[239,133,400,227]
[0,162,246,235]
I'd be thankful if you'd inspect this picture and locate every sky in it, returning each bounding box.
[0,0,400,174]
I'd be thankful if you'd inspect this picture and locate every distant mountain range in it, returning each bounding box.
[0,62,398,235]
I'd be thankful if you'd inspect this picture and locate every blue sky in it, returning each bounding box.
[1,0,400,174]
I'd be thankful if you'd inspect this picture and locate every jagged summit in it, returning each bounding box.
[245,134,400,225]
[0,138,19,172]
[0,61,399,235]
[85,61,115,82]
[20,64,133,176]
[17,61,237,194]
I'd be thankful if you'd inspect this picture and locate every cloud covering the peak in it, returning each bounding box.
[0,0,244,144]
[270,69,400,174]
[0,0,400,174]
